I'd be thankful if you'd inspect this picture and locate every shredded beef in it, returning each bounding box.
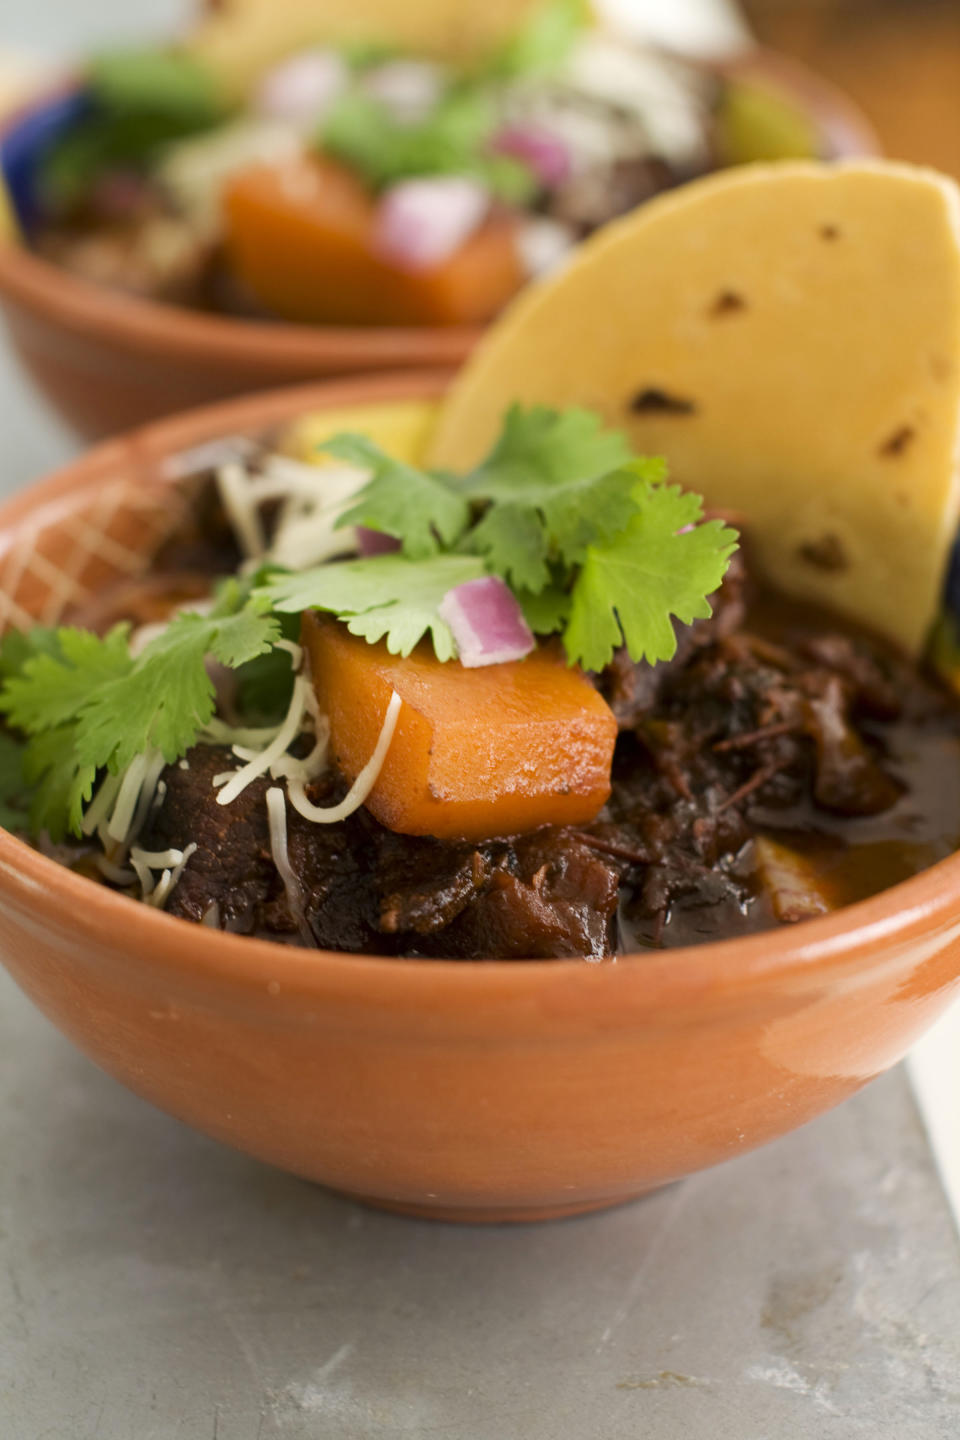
[140,551,956,960]
[144,749,620,959]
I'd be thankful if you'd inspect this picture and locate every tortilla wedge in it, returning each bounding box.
[431,161,960,656]
[188,0,559,99]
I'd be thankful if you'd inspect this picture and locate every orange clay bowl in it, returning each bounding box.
[2,372,957,1225]
[0,49,878,442]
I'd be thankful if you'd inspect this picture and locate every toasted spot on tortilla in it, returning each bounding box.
[431,162,960,655]
[879,425,915,457]
[820,223,841,241]
[630,387,698,417]
[710,290,747,317]
[797,535,849,572]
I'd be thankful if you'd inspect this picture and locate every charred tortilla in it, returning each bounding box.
[431,161,960,655]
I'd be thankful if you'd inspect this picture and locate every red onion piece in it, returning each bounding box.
[374,178,490,272]
[491,125,572,189]
[256,50,348,126]
[356,526,401,557]
[438,576,535,668]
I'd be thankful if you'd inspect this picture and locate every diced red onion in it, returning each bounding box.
[362,60,444,125]
[356,526,401,557]
[492,125,572,189]
[374,178,490,272]
[255,50,348,127]
[438,576,535,668]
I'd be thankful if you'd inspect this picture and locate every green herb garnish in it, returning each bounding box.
[485,0,590,80]
[0,587,278,839]
[266,553,486,662]
[41,47,230,211]
[319,89,537,202]
[0,405,737,841]
[258,405,738,669]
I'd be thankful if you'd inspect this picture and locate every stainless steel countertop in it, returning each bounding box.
[3,969,959,1440]
[0,4,958,1434]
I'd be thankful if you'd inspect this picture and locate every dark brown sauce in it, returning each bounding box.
[620,591,960,951]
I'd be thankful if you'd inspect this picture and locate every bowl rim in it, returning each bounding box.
[0,369,956,1011]
[0,47,878,373]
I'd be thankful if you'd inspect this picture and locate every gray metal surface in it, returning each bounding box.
[0,3,959,1435]
[2,969,959,1440]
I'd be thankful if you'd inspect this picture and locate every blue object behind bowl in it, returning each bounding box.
[1,89,91,235]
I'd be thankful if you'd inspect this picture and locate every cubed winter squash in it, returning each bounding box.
[223,155,525,327]
[302,613,617,840]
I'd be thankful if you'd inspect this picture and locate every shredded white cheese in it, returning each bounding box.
[266,786,303,920]
[82,772,122,837]
[217,461,267,559]
[130,752,168,842]
[202,716,286,748]
[216,676,311,807]
[287,691,402,825]
[94,854,137,886]
[106,753,150,843]
[275,637,303,670]
[130,842,198,909]
[148,844,198,909]
[214,454,369,568]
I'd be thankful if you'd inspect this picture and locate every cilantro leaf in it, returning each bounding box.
[0,627,103,839]
[0,626,61,681]
[76,601,279,775]
[0,626,132,735]
[23,725,95,842]
[41,48,228,211]
[487,0,589,79]
[463,407,640,590]
[88,49,225,128]
[516,582,572,635]
[260,553,486,662]
[327,433,470,560]
[319,89,537,202]
[0,731,30,832]
[564,484,739,671]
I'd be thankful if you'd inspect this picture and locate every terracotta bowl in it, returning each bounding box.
[0,372,958,1223]
[0,49,877,441]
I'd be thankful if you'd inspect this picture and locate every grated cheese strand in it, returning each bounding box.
[266,786,300,906]
[82,772,122,837]
[130,850,158,900]
[107,753,150,843]
[275,637,304,670]
[287,691,402,826]
[216,676,310,807]
[129,750,167,844]
[217,461,266,559]
[268,716,330,784]
[94,854,137,886]
[147,844,198,909]
[202,716,286,748]
[130,847,186,869]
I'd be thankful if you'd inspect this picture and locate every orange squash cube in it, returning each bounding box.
[302,614,617,840]
[223,155,525,327]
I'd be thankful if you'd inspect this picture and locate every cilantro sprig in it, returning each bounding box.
[266,554,486,662]
[0,587,278,839]
[319,88,537,203]
[258,404,738,669]
[0,402,736,843]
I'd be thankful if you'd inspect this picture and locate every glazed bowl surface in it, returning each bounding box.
[0,49,877,441]
[1,373,957,1224]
